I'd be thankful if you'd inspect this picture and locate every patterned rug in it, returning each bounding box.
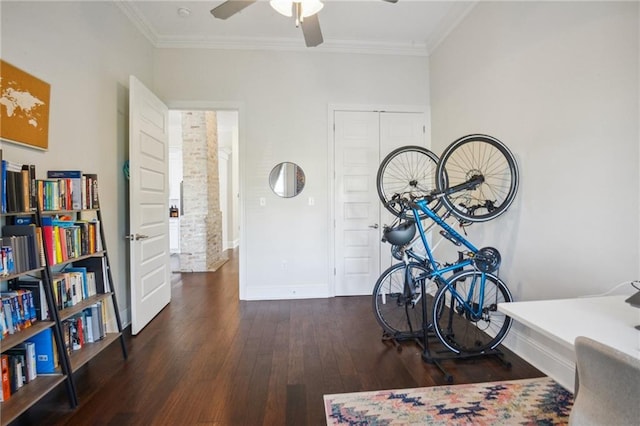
[324,377,574,425]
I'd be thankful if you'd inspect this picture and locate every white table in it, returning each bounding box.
[498,295,640,361]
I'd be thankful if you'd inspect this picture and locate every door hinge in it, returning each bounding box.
[334,268,336,275]
[423,125,426,133]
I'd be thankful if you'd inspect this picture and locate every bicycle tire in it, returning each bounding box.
[431,269,513,354]
[372,262,438,338]
[436,134,519,222]
[377,146,441,219]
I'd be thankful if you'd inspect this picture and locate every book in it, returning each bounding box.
[26,327,57,374]
[65,266,89,302]
[4,347,29,385]
[41,216,56,266]
[83,173,99,209]
[0,306,7,339]
[2,224,41,270]
[1,159,6,214]
[20,167,30,212]
[8,353,23,392]
[29,164,37,212]
[73,257,109,293]
[0,354,10,401]
[84,308,94,343]
[4,160,23,213]
[23,341,37,382]
[47,171,83,210]
[2,297,15,334]
[14,278,49,321]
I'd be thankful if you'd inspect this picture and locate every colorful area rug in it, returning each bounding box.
[324,377,573,425]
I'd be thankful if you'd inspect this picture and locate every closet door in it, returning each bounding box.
[333,110,426,296]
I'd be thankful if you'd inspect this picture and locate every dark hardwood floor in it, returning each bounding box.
[13,249,543,425]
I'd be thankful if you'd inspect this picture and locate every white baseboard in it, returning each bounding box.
[501,322,576,391]
[223,239,239,251]
[243,283,330,300]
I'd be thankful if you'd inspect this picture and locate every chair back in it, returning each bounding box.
[569,336,640,425]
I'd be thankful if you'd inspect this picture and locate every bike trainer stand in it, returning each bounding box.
[379,271,513,383]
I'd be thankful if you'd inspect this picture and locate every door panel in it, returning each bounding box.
[334,110,427,295]
[334,111,380,296]
[129,76,171,335]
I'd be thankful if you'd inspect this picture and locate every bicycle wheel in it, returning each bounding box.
[431,269,513,354]
[372,262,438,339]
[377,146,441,219]
[436,134,519,222]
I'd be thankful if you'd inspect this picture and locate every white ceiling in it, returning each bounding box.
[117,0,476,56]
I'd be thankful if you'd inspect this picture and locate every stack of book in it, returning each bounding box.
[1,289,36,338]
[38,171,99,211]
[41,216,101,265]
[0,342,37,402]
[61,301,107,354]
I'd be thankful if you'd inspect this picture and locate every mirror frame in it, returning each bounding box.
[269,162,305,198]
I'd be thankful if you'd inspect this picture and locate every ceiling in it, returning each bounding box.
[117,0,476,56]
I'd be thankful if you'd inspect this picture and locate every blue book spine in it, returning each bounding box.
[1,160,7,214]
[26,328,56,374]
[46,170,82,179]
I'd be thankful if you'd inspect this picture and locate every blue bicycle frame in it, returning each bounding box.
[406,197,489,320]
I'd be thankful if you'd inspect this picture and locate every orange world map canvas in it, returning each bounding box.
[0,60,51,150]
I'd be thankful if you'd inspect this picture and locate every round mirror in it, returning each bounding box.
[269,162,305,198]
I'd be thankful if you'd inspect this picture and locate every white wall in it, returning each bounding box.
[1,1,155,325]
[430,1,639,301]
[429,1,639,389]
[153,49,429,299]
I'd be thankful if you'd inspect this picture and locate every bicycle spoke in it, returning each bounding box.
[432,270,513,354]
[436,134,519,222]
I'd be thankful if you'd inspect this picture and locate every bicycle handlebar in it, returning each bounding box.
[385,174,485,213]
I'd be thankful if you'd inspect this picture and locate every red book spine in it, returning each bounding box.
[1,354,11,401]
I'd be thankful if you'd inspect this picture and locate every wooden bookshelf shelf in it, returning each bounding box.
[0,267,46,282]
[1,320,56,350]
[57,293,112,322]
[68,333,121,371]
[49,251,106,268]
[0,374,67,425]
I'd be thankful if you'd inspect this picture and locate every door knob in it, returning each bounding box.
[125,233,150,240]
[369,224,379,229]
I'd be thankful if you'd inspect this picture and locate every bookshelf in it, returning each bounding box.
[0,210,76,424]
[1,165,127,424]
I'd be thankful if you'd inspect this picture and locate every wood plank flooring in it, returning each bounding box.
[13,249,543,425]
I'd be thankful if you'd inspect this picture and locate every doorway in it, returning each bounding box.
[332,108,429,296]
[168,109,240,273]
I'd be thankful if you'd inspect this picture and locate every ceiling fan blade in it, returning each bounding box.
[301,14,323,47]
[382,0,399,3]
[210,0,257,20]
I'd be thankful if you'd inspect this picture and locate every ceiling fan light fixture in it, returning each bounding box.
[270,0,324,18]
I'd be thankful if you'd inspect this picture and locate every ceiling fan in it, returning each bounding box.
[210,0,398,48]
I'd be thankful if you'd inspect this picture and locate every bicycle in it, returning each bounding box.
[377,134,519,223]
[372,134,518,354]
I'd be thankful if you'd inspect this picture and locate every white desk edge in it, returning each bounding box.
[498,295,640,360]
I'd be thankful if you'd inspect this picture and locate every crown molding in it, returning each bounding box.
[155,36,428,56]
[426,1,478,54]
[114,0,474,57]
[114,0,159,46]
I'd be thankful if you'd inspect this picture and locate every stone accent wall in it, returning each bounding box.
[205,111,224,269]
[179,111,226,272]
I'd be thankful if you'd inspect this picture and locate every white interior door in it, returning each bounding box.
[334,110,427,296]
[129,76,171,335]
[334,111,380,296]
